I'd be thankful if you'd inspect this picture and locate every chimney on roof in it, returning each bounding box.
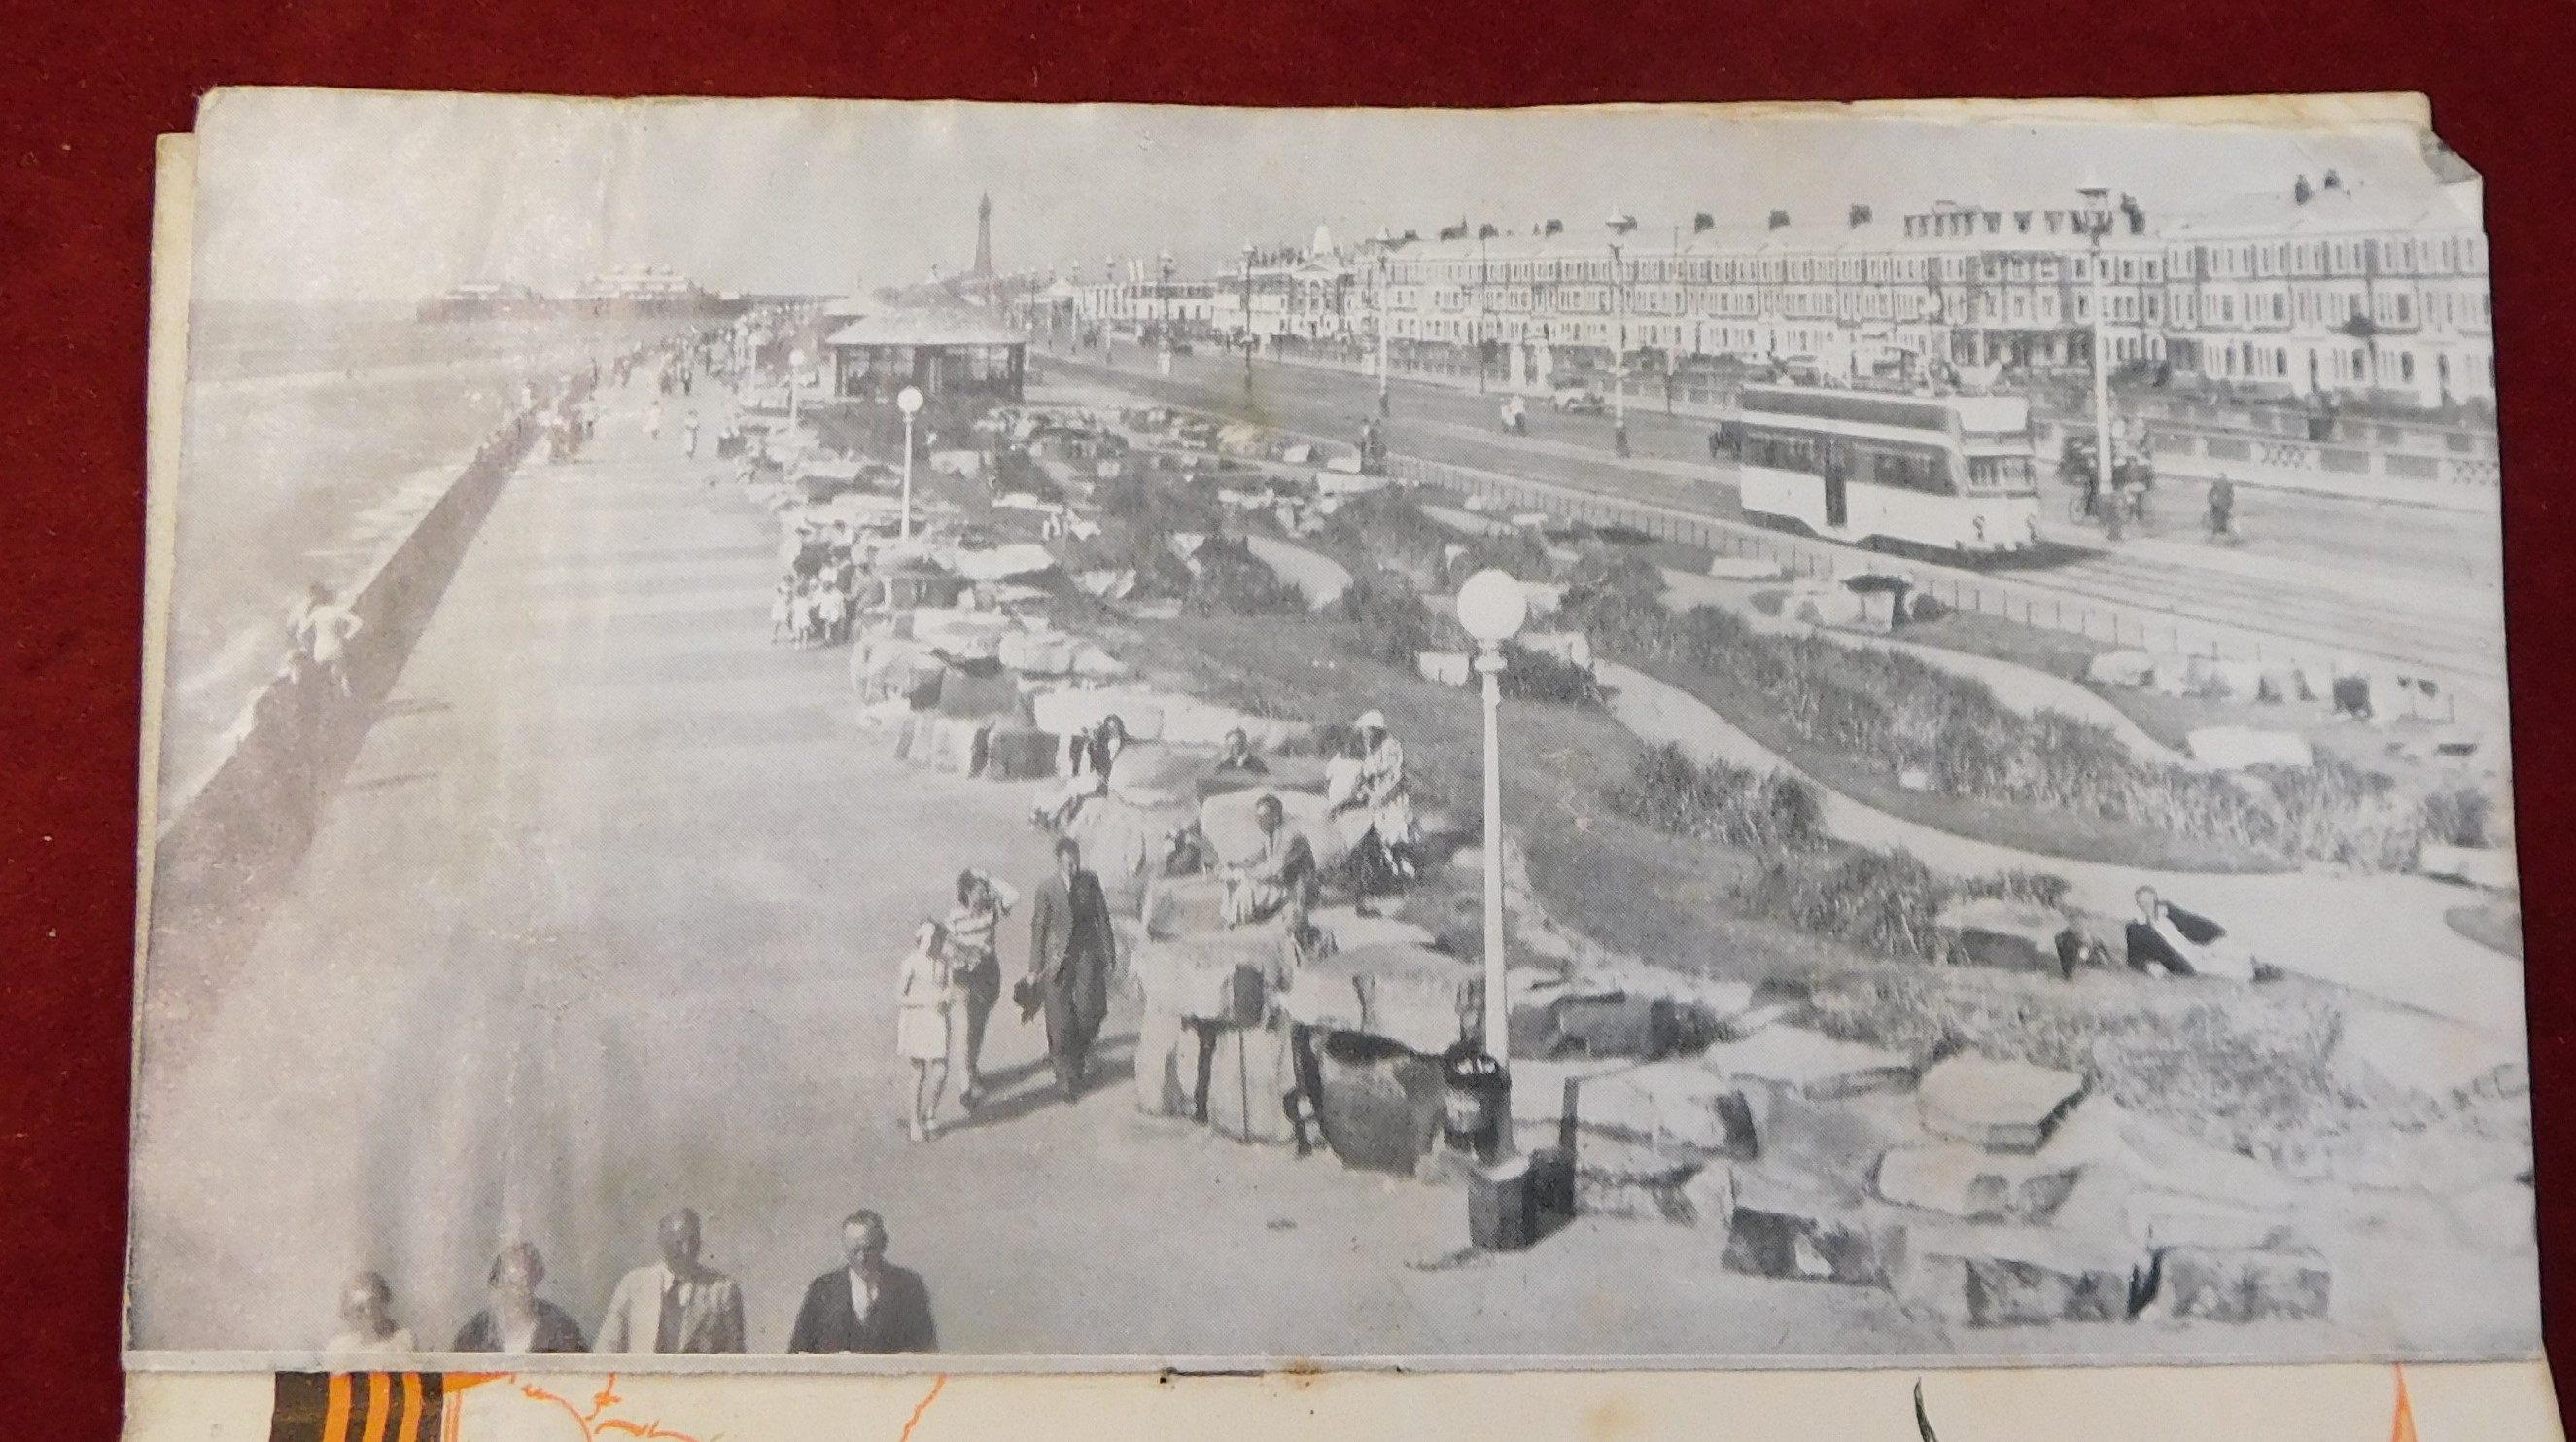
[2322,169,2343,191]
[1478,222,1499,239]
[1693,212,1715,233]
[2293,175,2314,205]
[1848,203,1873,229]
[1544,219,1563,236]
[1767,209,1792,230]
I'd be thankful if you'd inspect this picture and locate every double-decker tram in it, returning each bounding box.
[1720,387,2042,557]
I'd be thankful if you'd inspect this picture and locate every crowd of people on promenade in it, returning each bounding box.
[323,1209,937,1358]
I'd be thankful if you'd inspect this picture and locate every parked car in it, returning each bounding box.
[1550,385,1609,414]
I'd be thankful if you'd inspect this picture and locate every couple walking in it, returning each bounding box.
[895,838,1115,1138]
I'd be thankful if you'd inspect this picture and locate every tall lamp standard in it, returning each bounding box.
[1606,210,1635,456]
[2078,186,2117,536]
[896,384,924,541]
[1456,569,1529,1101]
[1157,249,1176,377]
[1240,239,1259,388]
[1375,248,1393,417]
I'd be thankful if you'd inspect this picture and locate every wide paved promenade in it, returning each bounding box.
[129,378,1937,1362]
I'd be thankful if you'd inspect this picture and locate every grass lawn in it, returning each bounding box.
[1089,612,1877,989]
[1617,651,2281,873]
[1897,606,2498,803]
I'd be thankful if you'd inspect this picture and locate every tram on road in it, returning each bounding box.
[1719,386,2042,557]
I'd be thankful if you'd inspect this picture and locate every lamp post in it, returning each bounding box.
[1375,248,1393,417]
[1475,227,1489,396]
[1240,239,1259,389]
[896,384,924,541]
[1606,211,1635,457]
[787,346,809,425]
[1456,569,1529,1092]
[1157,249,1176,377]
[2079,187,2117,537]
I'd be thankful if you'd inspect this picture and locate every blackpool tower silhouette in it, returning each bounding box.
[968,193,996,305]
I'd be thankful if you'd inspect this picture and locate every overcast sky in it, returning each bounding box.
[187,90,2467,303]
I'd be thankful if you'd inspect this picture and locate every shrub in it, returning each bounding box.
[1609,743,1826,853]
[2419,784,2492,849]
[1497,641,1605,708]
[1562,586,2433,871]
[1336,570,1439,666]
[1185,535,1309,617]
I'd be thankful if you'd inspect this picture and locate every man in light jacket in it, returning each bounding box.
[595,1209,747,1354]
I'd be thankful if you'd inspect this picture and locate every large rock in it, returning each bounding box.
[1204,1021,1303,1146]
[1893,1223,2141,1327]
[1063,795,1194,917]
[898,714,992,776]
[1030,686,1167,740]
[2446,1178,2537,1255]
[1284,944,1481,1055]
[1754,1089,1936,1196]
[1417,651,1473,686]
[1874,1144,2083,1223]
[1722,1173,1906,1287]
[1131,1005,1205,1118]
[2122,1190,2294,1252]
[1134,928,1300,1025]
[945,543,1055,581]
[2085,649,2157,688]
[2150,1246,2332,1322]
[1105,742,1209,808]
[1581,1061,1758,1158]
[997,630,1082,677]
[1507,1056,1634,1130]
[1699,1027,1917,1101]
[1308,905,1438,952]
[1932,897,2071,974]
[2336,1006,2524,1101]
[1707,556,1787,581]
[1679,1159,1737,1231]
[1916,1054,2087,1153]
[2186,725,2314,770]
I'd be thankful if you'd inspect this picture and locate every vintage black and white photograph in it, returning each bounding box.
[128,90,2526,1367]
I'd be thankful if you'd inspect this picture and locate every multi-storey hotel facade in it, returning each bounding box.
[1073,169,2491,412]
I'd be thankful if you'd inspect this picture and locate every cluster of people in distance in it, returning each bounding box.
[640,398,703,459]
[770,521,867,649]
[326,1209,935,1358]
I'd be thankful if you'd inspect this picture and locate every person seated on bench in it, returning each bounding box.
[1221,794,1317,930]
[2124,885,2258,982]
[1032,715,1129,832]
[1213,726,1269,777]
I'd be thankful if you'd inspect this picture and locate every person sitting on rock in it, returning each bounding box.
[1032,715,1128,832]
[1222,794,1317,931]
[1213,726,1269,777]
[2124,885,2258,982]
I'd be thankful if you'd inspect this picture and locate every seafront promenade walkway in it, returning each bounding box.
[127,375,1944,1362]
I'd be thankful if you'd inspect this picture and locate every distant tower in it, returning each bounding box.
[973,193,995,280]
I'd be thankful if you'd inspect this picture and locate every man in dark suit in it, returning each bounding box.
[787,1211,937,1354]
[1027,836,1114,1102]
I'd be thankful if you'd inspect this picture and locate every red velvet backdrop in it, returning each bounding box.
[3,5,2569,1436]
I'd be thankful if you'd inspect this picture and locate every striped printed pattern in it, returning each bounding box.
[266,1373,450,1442]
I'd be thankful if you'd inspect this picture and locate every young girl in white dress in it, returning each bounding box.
[895,919,954,1142]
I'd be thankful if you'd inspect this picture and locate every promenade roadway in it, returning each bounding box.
[1048,347,2504,680]
[129,375,1959,1363]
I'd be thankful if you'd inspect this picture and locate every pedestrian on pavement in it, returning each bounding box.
[682,409,701,459]
[452,1243,589,1354]
[290,582,365,697]
[770,578,795,645]
[817,581,849,646]
[1027,837,1115,1102]
[944,868,1021,1110]
[787,1211,937,1354]
[2206,474,2237,542]
[593,1208,747,1354]
[644,399,664,441]
[323,1271,416,1356]
[897,920,955,1143]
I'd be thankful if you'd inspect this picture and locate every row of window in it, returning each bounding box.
[2170,233,2489,281]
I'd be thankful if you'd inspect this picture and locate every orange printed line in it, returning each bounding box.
[362,1372,394,1442]
[324,1373,355,1442]
[396,1373,426,1442]
[897,1376,949,1442]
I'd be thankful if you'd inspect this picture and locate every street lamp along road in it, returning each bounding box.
[896,384,924,542]
[1605,209,1636,455]
[1455,568,1529,1106]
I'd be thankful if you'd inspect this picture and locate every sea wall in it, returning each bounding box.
[145,372,587,999]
